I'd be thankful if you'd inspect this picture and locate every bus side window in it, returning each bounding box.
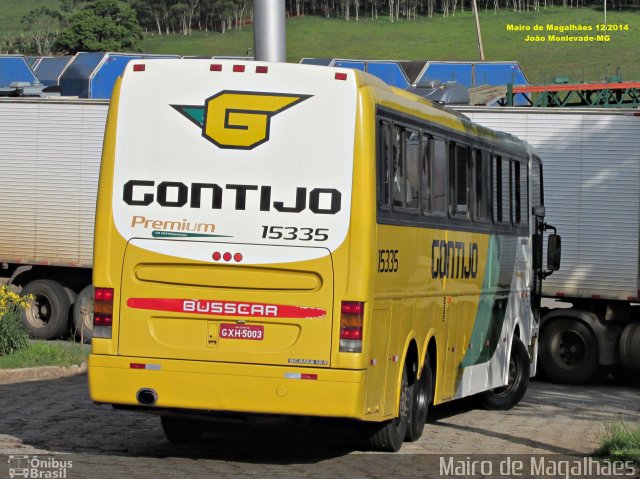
[493,155,502,222]
[392,126,405,208]
[502,158,511,224]
[531,158,542,213]
[513,160,524,224]
[449,142,470,218]
[420,134,431,212]
[473,149,490,220]
[378,120,391,208]
[511,160,522,224]
[405,129,420,210]
[432,137,447,213]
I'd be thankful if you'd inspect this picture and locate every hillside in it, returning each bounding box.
[2,1,639,84]
[140,8,640,84]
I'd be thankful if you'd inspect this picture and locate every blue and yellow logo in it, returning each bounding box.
[172,91,311,150]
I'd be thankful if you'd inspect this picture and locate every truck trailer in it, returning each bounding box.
[0,98,108,340]
[455,106,640,383]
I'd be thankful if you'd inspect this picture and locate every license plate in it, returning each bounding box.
[219,323,264,340]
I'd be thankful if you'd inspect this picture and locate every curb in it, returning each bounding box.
[0,363,87,385]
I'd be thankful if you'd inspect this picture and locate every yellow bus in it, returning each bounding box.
[88,59,559,452]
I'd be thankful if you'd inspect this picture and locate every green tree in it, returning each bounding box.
[55,0,144,53]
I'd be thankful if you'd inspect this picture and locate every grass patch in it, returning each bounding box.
[597,422,640,465]
[141,7,640,83]
[0,340,89,369]
[0,0,53,39]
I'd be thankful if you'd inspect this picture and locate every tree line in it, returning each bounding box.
[1,0,636,55]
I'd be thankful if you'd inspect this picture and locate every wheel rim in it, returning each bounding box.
[552,330,587,368]
[24,295,52,328]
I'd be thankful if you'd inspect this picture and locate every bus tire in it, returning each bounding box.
[479,337,529,410]
[539,318,599,384]
[368,365,409,452]
[405,353,432,442]
[73,285,94,343]
[21,279,70,340]
[160,416,207,444]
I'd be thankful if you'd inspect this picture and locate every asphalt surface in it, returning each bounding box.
[0,374,638,478]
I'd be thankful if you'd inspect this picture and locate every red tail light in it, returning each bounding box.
[340,301,364,353]
[93,287,114,338]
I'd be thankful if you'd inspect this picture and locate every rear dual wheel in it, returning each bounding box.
[368,366,410,452]
[369,355,433,452]
[406,354,432,442]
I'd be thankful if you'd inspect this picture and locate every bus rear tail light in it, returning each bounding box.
[340,301,364,353]
[93,287,114,339]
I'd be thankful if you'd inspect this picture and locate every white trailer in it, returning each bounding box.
[455,106,640,383]
[0,98,108,340]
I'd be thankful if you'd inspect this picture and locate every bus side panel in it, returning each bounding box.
[364,306,391,418]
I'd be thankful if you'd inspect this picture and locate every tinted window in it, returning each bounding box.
[474,149,490,220]
[432,138,447,213]
[405,129,420,210]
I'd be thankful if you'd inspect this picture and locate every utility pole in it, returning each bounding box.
[472,0,485,61]
[253,0,287,62]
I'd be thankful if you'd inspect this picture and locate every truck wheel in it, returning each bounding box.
[73,285,94,343]
[368,365,410,452]
[479,336,530,410]
[21,279,71,340]
[619,323,640,371]
[539,318,599,384]
[161,416,207,444]
[405,354,432,442]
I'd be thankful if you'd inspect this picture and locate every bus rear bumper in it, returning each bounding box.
[88,354,368,420]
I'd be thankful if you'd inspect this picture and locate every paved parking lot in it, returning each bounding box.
[0,374,638,478]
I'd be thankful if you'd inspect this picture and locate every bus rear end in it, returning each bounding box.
[88,60,369,420]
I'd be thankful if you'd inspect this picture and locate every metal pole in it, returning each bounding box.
[471,0,485,61]
[253,0,287,62]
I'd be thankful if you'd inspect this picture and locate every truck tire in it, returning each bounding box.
[619,323,640,371]
[368,365,410,452]
[73,285,94,343]
[478,336,530,410]
[539,317,599,384]
[21,279,71,340]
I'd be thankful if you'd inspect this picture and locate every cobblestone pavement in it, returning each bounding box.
[0,375,638,478]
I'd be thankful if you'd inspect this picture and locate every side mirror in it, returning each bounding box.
[547,234,561,271]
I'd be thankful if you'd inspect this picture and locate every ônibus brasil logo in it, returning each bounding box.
[172,91,311,150]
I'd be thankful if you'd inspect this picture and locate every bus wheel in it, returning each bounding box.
[539,318,599,384]
[405,354,432,442]
[479,337,530,410]
[161,416,207,444]
[21,279,70,340]
[368,365,410,452]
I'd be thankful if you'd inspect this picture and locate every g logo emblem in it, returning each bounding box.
[172,91,311,150]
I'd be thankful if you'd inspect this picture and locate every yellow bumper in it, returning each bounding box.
[88,354,367,420]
